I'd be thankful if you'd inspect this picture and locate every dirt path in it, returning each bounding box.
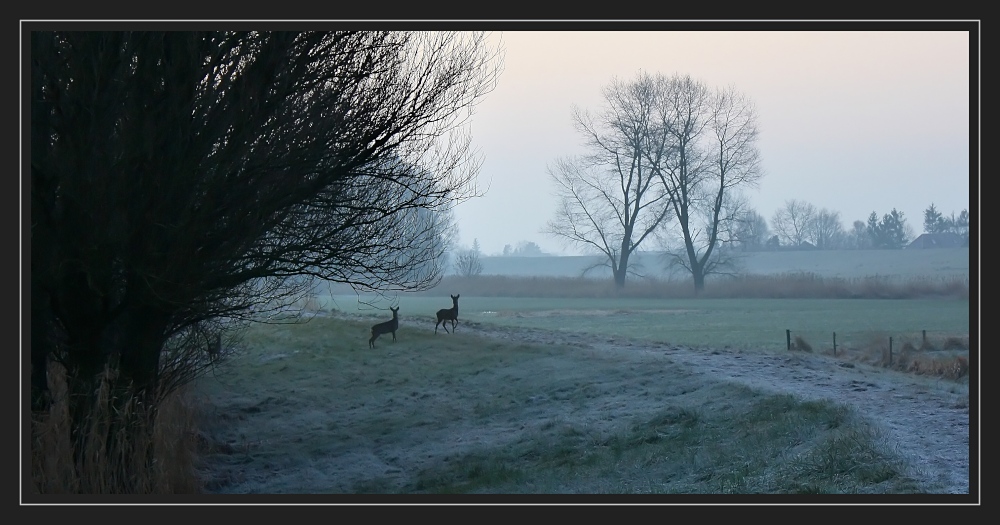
[458,321,972,495]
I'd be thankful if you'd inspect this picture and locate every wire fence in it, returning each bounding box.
[783,328,970,379]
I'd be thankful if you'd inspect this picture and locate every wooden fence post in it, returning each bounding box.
[787,329,791,351]
[833,332,837,357]
[889,336,893,365]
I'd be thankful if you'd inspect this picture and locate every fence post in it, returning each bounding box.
[833,332,837,357]
[889,336,893,365]
[787,329,791,351]
[922,330,927,347]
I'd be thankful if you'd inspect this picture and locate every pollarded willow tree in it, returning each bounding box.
[30,30,502,492]
[545,72,674,287]
[650,75,764,291]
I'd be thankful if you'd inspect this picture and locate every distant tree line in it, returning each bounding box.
[923,203,970,245]
[501,240,547,257]
[490,68,964,291]
[728,200,969,252]
[451,239,552,277]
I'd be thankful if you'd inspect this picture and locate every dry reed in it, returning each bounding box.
[30,359,201,494]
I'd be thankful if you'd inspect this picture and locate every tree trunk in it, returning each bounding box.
[614,250,631,288]
[30,295,55,410]
[692,263,706,292]
[54,308,168,493]
[614,267,627,288]
[42,281,172,491]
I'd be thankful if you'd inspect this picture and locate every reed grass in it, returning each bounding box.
[29,360,201,495]
[408,273,969,300]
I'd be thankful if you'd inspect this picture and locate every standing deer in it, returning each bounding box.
[369,306,399,348]
[435,294,460,334]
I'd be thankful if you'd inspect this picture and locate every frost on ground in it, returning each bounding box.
[470,322,971,495]
[197,316,972,496]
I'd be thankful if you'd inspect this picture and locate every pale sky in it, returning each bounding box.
[454,26,974,255]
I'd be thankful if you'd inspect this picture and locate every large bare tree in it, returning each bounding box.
[651,76,763,291]
[29,30,501,492]
[545,73,674,287]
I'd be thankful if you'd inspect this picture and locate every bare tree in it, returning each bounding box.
[812,208,845,250]
[30,30,502,492]
[453,251,484,277]
[657,189,751,280]
[545,72,674,287]
[454,238,484,277]
[771,199,817,247]
[732,208,770,252]
[651,77,764,291]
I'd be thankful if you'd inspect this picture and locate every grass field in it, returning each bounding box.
[316,294,969,354]
[193,315,926,494]
[186,247,972,495]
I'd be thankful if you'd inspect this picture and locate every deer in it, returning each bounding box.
[369,306,399,348]
[435,294,460,334]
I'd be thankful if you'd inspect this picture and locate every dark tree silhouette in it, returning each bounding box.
[652,76,763,291]
[29,30,501,492]
[545,72,674,287]
[924,203,947,234]
[867,209,910,249]
[546,72,762,291]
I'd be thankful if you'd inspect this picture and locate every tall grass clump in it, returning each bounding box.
[30,359,201,494]
[900,276,971,300]
[832,332,970,381]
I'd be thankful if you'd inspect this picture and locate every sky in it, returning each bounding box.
[451,26,974,256]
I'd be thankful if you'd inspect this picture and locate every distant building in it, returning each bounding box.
[906,232,964,249]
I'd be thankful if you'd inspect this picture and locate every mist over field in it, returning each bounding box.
[448,247,971,281]
[27,27,974,499]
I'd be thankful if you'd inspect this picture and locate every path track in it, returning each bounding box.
[461,320,972,495]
